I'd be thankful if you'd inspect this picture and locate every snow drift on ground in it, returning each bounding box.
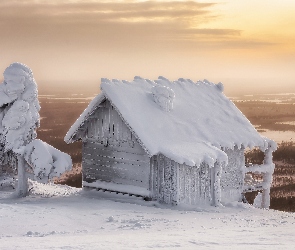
[0,183,294,249]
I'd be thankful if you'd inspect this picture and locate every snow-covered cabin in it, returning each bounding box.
[65,77,276,207]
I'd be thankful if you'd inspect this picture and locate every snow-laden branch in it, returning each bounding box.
[243,139,276,208]
[245,163,275,175]
[23,139,72,183]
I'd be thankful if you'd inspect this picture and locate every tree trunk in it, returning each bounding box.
[15,155,28,197]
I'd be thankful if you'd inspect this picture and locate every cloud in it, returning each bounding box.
[0,1,213,26]
[0,1,220,28]
[181,28,241,36]
[1,0,278,57]
[0,0,250,56]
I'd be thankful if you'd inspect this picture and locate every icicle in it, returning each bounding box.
[212,161,222,206]
[253,192,263,208]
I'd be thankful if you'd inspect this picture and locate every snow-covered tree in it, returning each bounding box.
[0,62,72,197]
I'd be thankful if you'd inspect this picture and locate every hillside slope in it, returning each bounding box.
[0,182,294,249]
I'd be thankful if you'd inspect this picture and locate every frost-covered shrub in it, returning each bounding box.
[0,63,39,152]
[273,141,295,163]
[0,62,72,196]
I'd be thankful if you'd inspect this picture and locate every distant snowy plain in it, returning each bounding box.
[0,182,294,249]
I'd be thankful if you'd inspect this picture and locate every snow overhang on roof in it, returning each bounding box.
[65,76,270,167]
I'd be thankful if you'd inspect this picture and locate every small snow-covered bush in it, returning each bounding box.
[0,62,72,197]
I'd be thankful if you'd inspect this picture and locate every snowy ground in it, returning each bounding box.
[0,183,295,249]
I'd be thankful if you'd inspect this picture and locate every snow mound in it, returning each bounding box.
[23,139,72,182]
[25,230,58,238]
[151,84,175,112]
[223,201,254,210]
[29,180,80,197]
[216,82,224,92]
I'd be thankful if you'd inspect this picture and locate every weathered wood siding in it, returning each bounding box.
[220,147,245,203]
[150,154,178,204]
[178,162,213,205]
[81,100,150,191]
[151,154,214,205]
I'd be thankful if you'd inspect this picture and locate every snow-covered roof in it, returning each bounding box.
[65,76,268,167]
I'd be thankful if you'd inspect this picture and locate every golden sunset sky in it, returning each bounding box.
[0,0,294,95]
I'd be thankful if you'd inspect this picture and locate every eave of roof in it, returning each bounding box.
[64,93,105,144]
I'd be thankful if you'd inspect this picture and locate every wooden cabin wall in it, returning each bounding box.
[178,162,213,205]
[150,154,178,204]
[220,147,245,203]
[82,100,150,191]
[151,154,213,205]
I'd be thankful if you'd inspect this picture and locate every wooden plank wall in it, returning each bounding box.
[151,154,213,205]
[220,147,244,203]
[82,100,150,190]
[150,154,178,204]
[178,162,212,205]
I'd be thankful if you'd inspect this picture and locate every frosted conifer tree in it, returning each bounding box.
[0,63,72,197]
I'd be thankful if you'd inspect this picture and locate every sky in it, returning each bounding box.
[0,0,294,95]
